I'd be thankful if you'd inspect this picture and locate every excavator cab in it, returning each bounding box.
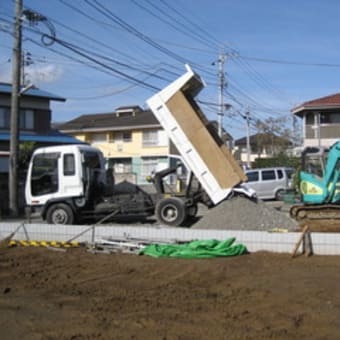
[299,143,340,204]
[290,141,340,230]
[299,146,328,204]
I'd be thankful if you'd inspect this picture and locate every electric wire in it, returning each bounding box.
[41,35,161,91]
[84,0,189,65]
[130,0,218,50]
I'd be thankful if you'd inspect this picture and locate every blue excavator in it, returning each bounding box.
[290,141,340,230]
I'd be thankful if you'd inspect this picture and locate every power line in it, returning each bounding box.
[239,54,340,68]
[158,0,235,52]
[45,35,162,91]
[84,0,189,65]
[130,0,218,50]
[21,14,171,90]
[231,57,292,104]
[54,0,148,66]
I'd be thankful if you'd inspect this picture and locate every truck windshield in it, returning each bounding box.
[31,152,60,196]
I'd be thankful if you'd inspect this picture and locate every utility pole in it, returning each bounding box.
[244,111,251,168]
[217,52,225,138]
[22,51,33,86]
[9,0,23,217]
[8,4,53,217]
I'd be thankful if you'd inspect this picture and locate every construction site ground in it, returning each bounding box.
[1,246,340,339]
[1,200,340,339]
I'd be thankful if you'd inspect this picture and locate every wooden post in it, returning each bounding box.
[292,225,309,258]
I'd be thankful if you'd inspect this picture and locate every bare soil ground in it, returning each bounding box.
[1,246,340,339]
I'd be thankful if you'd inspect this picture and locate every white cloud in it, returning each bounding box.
[0,66,12,83]
[25,64,64,85]
[0,63,64,86]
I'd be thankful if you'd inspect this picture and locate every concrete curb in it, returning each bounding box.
[1,222,340,255]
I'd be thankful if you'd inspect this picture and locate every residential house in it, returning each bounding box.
[233,133,292,167]
[0,82,84,172]
[0,82,83,214]
[58,106,182,185]
[292,93,340,148]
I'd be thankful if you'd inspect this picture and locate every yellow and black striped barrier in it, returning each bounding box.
[8,240,84,248]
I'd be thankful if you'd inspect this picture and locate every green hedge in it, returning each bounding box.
[253,154,300,169]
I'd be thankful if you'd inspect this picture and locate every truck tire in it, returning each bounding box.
[46,203,75,225]
[156,197,187,226]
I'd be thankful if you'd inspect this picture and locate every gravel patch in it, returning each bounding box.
[192,196,299,231]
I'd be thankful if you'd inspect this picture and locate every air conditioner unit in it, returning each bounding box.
[117,143,123,152]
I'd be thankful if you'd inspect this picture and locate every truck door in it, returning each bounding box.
[30,152,60,197]
[60,153,84,198]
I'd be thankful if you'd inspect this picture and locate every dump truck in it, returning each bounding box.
[25,65,255,226]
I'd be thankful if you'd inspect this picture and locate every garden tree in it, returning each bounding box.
[254,116,295,156]
[18,141,36,170]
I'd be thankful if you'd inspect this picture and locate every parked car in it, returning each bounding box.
[243,167,295,200]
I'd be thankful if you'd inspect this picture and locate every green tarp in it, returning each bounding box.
[139,238,247,259]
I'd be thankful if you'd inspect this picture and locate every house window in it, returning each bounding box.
[143,130,158,146]
[320,112,340,124]
[306,112,340,125]
[91,133,107,144]
[305,113,314,125]
[0,107,10,128]
[143,130,167,147]
[141,157,160,178]
[114,131,132,143]
[0,107,34,129]
[20,109,34,129]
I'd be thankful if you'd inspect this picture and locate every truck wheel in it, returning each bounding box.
[156,197,186,226]
[46,203,74,225]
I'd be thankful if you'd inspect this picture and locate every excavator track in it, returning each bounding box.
[290,204,340,232]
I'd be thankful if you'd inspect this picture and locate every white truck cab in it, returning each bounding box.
[25,144,106,206]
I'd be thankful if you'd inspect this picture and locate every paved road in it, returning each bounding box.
[0,199,294,225]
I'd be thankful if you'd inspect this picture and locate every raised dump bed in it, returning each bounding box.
[147,64,248,205]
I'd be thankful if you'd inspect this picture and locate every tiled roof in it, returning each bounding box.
[58,109,160,132]
[0,130,85,144]
[292,93,340,114]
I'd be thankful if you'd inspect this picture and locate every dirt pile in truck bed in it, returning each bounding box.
[192,196,298,231]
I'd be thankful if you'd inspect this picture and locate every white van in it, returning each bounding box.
[243,167,295,200]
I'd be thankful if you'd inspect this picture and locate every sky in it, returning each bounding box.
[2,0,340,140]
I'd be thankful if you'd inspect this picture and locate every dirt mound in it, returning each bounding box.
[193,196,298,231]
